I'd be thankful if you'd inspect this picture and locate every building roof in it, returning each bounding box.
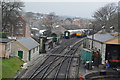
[87,32,117,42]
[0,38,12,43]
[105,36,120,44]
[63,25,81,30]
[17,37,39,50]
[52,26,67,34]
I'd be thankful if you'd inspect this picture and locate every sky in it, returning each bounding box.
[23,0,119,19]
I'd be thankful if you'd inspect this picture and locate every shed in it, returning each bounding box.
[80,48,93,62]
[11,37,40,62]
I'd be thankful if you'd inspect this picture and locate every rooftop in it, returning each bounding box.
[87,32,118,42]
[0,38,12,43]
[17,37,40,50]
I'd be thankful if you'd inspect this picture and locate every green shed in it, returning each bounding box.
[80,48,93,62]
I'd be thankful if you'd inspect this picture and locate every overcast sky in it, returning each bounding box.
[24,1,119,19]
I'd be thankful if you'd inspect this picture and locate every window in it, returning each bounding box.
[36,46,38,51]
[33,48,35,53]
[16,21,23,27]
[89,45,90,48]
[16,29,23,34]
[5,44,10,51]
[95,47,97,51]
[98,49,101,52]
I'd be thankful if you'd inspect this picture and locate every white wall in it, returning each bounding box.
[30,46,40,60]
[87,39,106,64]
[11,41,40,62]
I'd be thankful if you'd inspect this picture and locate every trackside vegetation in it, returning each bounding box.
[1,57,24,79]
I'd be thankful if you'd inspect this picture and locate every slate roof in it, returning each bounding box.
[63,25,81,30]
[0,38,12,43]
[87,33,117,42]
[17,37,40,50]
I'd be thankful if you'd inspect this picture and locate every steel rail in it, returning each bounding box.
[27,38,80,79]
[42,42,81,80]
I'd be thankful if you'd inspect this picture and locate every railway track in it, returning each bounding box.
[16,38,83,79]
[52,42,81,80]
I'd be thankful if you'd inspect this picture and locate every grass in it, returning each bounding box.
[1,57,24,79]
[0,59,2,79]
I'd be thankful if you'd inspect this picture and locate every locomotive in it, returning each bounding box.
[64,31,70,39]
[76,31,87,38]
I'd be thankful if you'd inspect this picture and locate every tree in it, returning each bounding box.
[0,1,2,32]
[24,12,34,25]
[92,3,118,31]
[40,12,57,36]
[2,0,24,32]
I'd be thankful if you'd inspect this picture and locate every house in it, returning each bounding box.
[52,25,67,35]
[84,31,119,65]
[10,16,31,38]
[11,37,40,62]
[63,18,72,25]
[0,38,13,58]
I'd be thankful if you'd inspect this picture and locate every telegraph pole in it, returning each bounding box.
[92,25,94,49]
[118,1,120,43]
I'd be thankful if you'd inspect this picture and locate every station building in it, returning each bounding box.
[82,31,120,67]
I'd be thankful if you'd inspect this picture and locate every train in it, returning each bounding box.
[76,32,84,38]
[64,30,89,39]
[64,31,70,39]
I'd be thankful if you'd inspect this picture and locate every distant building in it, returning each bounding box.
[72,18,81,26]
[11,37,40,62]
[0,38,13,58]
[64,18,72,25]
[31,27,39,36]
[52,25,67,35]
[10,16,31,38]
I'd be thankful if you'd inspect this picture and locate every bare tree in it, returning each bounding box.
[92,3,118,31]
[0,1,2,32]
[40,12,57,36]
[2,0,24,32]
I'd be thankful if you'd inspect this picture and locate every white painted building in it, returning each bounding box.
[11,37,40,62]
[86,31,118,64]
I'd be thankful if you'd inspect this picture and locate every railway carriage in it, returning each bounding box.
[76,32,84,38]
[64,31,70,39]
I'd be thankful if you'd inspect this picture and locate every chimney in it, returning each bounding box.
[110,26,114,33]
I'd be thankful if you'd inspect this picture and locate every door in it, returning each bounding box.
[18,51,23,59]
[29,50,31,61]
